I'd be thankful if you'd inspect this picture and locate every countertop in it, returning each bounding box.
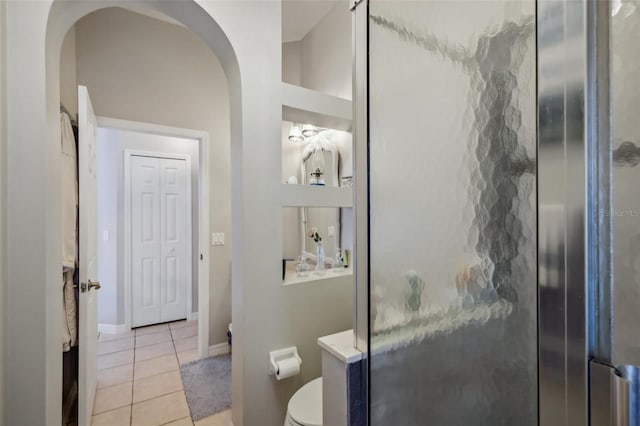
[317,329,363,364]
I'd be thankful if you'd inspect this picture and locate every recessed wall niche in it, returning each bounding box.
[282,206,353,285]
[279,1,354,286]
[281,120,352,188]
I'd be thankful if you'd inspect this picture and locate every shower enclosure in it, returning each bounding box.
[352,0,640,424]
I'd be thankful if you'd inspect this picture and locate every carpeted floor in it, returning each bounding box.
[180,354,231,421]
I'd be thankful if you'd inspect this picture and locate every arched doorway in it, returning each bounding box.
[5,1,246,424]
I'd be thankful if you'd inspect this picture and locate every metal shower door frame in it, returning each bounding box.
[351,0,369,425]
[537,0,598,423]
[539,0,636,423]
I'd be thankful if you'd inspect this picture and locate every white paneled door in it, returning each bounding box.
[131,155,190,327]
[78,86,100,426]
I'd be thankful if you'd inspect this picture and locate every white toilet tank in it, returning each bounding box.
[285,377,322,426]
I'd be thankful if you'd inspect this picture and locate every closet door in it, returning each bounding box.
[131,155,190,327]
[131,156,162,327]
[159,157,190,323]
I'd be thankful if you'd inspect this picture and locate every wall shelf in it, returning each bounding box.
[282,83,352,131]
[283,268,353,286]
[282,184,353,208]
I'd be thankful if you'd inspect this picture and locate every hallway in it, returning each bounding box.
[92,320,231,426]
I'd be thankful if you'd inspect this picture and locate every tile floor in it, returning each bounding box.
[92,320,232,426]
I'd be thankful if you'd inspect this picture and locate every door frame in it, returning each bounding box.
[98,117,211,357]
[125,150,193,328]
[77,85,100,426]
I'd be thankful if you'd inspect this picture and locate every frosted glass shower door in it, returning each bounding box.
[367,1,538,424]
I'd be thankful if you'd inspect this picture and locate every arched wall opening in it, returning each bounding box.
[62,5,233,359]
[5,1,246,425]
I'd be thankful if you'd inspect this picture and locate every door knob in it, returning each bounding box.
[80,280,101,292]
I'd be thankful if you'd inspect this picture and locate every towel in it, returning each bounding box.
[62,269,77,351]
[61,112,78,270]
[61,111,79,352]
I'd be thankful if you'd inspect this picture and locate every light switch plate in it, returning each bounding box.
[211,232,225,246]
[103,230,109,241]
[328,226,335,237]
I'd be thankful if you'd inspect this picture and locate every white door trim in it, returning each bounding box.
[126,150,193,327]
[98,117,210,357]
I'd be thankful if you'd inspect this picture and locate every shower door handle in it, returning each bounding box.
[590,360,630,426]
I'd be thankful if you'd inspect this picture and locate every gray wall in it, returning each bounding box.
[59,27,77,118]
[0,1,6,422]
[268,1,355,422]
[73,7,232,344]
[4,1,352,424]
[282,122,304,261]
[96,127,200,326]
[300,3,352,100]
[282,41,302,87]
[282,3,351,100]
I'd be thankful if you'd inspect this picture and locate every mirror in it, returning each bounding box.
[301,133,340,261]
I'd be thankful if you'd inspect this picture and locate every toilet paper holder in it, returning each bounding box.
[269,347,302,376]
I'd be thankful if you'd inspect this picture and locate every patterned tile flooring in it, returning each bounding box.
[92,321,231,426]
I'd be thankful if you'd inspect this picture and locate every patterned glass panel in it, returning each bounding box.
[368,2,538,424]
[611,0,640,367]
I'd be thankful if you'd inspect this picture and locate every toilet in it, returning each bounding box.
[284,377,323,426]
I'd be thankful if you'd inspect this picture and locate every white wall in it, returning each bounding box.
[74,8,231,345]
[59,26,77,118]
[96,127,200,327]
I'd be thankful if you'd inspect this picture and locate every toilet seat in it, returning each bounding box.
[286,377,322,426]
[285,413,310,426]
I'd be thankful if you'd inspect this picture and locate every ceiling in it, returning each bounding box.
[119,5,186,28]
[282,1,340,43]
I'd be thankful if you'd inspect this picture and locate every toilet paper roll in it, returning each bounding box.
[275,357,300,380]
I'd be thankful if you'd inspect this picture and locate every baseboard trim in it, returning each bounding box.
[188,311,199,321]
[209,341,230,357]
[98,323,129,335]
